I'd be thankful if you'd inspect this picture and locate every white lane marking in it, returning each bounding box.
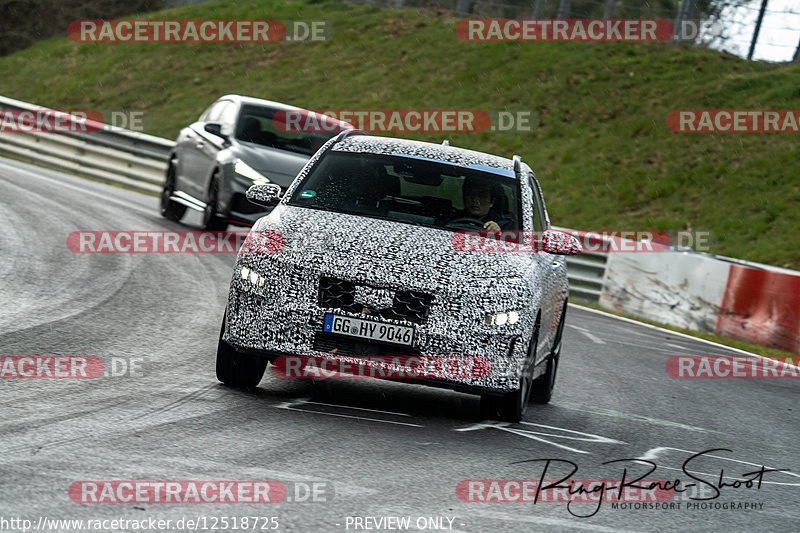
[485,426,590,454]
[301,400,412,417]
[456,421,625,454]
[561,406,719,434]
[518,422,626,445]
[274,399,423,427]
[577,327,763,357]
[570,303,800,372]
[464,510,644,532]
[567,324,606,344]
[638,447,800,486]
[584,338,679,354]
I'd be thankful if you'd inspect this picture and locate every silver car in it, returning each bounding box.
[160,94,351,229]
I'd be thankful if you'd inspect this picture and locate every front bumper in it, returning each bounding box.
[223,270,531,393]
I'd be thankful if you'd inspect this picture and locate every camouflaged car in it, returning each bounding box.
[216,131,581,422]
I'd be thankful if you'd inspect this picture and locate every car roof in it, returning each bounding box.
[331,135,517,177]
[216,94,305,111]
[216,94,352,127]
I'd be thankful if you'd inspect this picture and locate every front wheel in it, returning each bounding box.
[480,325,538,422]
[202,175,228,231]
[479,376,531,423]
[161,159,187,221]
[216,311,268,387]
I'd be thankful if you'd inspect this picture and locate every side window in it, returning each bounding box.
[527,174,545,231]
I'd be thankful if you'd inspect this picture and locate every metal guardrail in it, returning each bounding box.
[0,95,173,194]
[0,95,607,301]
[564,253,607,303]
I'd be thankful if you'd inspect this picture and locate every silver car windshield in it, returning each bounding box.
[288,152,522,232]
[235,104,341,156]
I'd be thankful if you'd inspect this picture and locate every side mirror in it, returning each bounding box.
[246,183,283,207]
[204,122,227,139]
[541,230,582,255]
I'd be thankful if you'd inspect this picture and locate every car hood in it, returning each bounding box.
[246,205,541,296]
[232,142,310,186]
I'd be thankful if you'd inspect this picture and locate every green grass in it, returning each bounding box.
[1,0,799,268]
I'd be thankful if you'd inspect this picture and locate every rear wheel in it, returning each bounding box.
[216,311,268,387]
[202,175,228,231]
[160,159,187,221]
[480,324,539,422]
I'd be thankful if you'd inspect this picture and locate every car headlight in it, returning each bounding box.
[485,310,520,326]
[234,159,271,184]
[239,265,266,287]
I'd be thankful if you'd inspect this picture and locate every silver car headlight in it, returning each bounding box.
[234,159,271,184]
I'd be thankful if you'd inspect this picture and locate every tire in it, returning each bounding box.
[531,303,566,404]
[215,311,268,388]
[202,174,229,231]
[160,159,187,221]
[480,325,539,422]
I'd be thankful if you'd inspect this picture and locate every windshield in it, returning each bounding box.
[287,151,522,232]
[235,104,342,156]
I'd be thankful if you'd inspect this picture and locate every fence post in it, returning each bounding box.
[793,35,800,63]
[557,0,570,18]
[747,0,769,60]
[603,0,614,19]
[531,0,544,18]
[673,0,695,41]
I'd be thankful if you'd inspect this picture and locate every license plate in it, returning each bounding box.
[323,313,414,346]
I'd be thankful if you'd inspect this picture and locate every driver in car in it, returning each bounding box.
[450,176,512,232]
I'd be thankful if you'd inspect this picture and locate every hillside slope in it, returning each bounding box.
[1,0,798,267]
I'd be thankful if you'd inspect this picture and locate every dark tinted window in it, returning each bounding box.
[235,104,340,156]
[288,151,522,231]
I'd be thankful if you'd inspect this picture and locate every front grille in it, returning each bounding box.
[318,277,356,309]
[312,333,420,358]
[318,277,433,324]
